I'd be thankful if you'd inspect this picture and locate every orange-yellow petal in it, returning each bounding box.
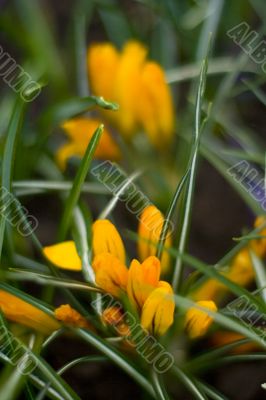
[251,216,266,257]
[57,117,120,170]
[138,205,172,274]
[55,304,90,329]
[0,290,60,335]
[92,253,128,297]
[92,219,126,264]
[43,241,82,271]
[87,43,119,100]
[113,41,147,135]
[140,281,175,336]
[185,300,217,339]
[137,61,174,147]
[102,306,130,336]
[127,256,161,309]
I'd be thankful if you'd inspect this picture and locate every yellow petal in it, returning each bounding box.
[92,252,128,297]
[57,117,120,170]
[127,256,161,309]
[102,306,130,336]
[138,205,172,274]
[92,219,126,264]
[43,241,82,271]
[55,304,91,329]
[185,300,217,339]
[251,216,266,257]
[192,249,254,302]
[137,61,174,147]
[0,290,60,335]
[141,282,175,336]
[87,43,119,100]
[113,41,147,135]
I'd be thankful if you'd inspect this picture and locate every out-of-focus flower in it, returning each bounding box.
[43,241,82,271]
[87,41,174,147]
[92,253,128,297]
[185,300,217,339]
[250,216,266,257]
[138,205,172,274]
[57,117,120,170]
[141,281,175,336]
[192,217,266,302]
[92,219,126,263]
[55,304,91,329]
[0,290,60,335]
[102,306,130,336]
[210,331,261,354]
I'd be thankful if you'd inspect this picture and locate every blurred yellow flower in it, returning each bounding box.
[92,219,126,264]
[87,41,174,147]
[101,306,130,336]
[0,290,60,335]
[250,215,266,257]
[192,216,266,302]
[55,304,91,329]
[185,300,217,339]
[57,117,120,170]
[138,205,172,274]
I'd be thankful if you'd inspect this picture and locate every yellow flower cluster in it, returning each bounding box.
[192,216,266,303]
[56,41,174,169]
[43,206,175,337]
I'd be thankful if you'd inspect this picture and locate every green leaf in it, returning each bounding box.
[0,98,25,260]
[41,96,118,128]
[72,328,156,398]
[172,51,209,292]
[58,124,104,240]
[171,366,207,400]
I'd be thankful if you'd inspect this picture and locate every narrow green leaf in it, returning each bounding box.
[157,169,190,260]
[0,98,25,260]
[249,250,266,303]
[171,366,207,400]
[58,124,104,240]
[72,328,156,398]
[172,52,209,291]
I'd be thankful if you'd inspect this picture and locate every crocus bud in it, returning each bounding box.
[138,205,172,274]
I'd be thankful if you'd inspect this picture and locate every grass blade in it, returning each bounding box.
[58,124,104,240]
[172,52,209,291]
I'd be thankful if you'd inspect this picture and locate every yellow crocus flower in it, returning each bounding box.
[87,41,174,147]
[57,117,120,170]
[127,256,160,309]
[0,290,60,335]
[138,205,172,274]
[185,300,217,339]
[140,281,175,336]
[92,253,128,297]
[92,219,126,264]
